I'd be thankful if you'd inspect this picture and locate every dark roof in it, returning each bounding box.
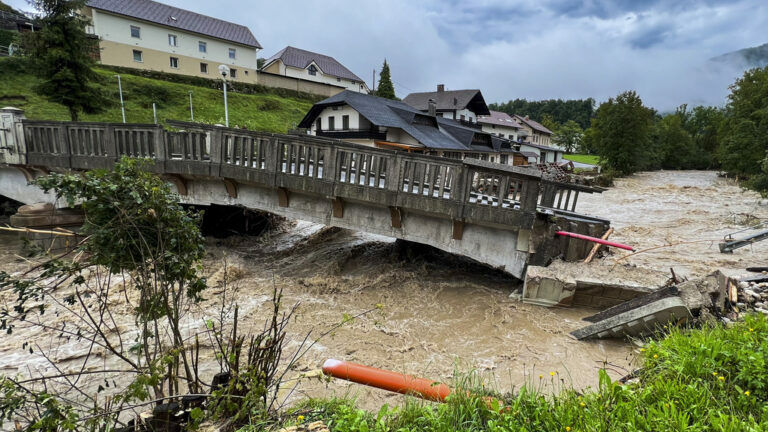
[403,89,491,116]
[520,151,539,159]
[478,110,523,128]
[261,46,364,82]
[521,142,563,152]
[298,91,494,152]
[87,0,261,48]
[514,115,553,135]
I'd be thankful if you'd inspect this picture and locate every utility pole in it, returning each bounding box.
[218,65,230,127]
[152,103,157,124]
[372,69,376,93]
[188,91,194,121]
[115,75,126,123]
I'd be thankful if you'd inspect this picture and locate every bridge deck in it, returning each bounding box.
[0,116,609,278]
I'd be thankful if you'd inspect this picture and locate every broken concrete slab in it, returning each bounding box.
[570,297,692,340]
[522,260,671,307]
[582,286,679,323]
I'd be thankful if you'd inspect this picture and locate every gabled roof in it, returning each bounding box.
[261,46,364,82]
[403,89,491,116]
[298,91,495,152]
[514,115,553,135]
[87,0,261,48]
[478,110,523,129]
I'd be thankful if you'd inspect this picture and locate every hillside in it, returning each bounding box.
[0,58,316,132]
[710,42,768,69]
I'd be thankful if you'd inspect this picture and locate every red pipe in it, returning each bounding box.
[322,359,452,402]
[556,230,635,251]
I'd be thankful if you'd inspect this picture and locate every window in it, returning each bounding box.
[460,114,466,121]
[308,65,317,76]
[337,77,341,82]
[499,134,505,138]
[491,157,495,163]
[199,41,207,53]
[130,25,140,38]
[168,34,177,46]
[228,48,236,59]
[169,57,179,68]
[342,115,349,130]
[244,70,249,75]
[328,116,335,131]
[315,118,321,131]
[132,50,143,62]
[200,63,208,73]
[230,68,237,78]
[500,155,508,164]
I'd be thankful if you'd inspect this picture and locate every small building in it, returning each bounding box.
[478,110,525,141]
[514,115,553,147]
[520,142,564,164]
[260,46,369,93]
[298,90,525,165]
[83,0,262,83]
[403,85,491,125]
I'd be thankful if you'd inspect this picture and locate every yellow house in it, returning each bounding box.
[83,0,262,83]
[514,114,553,147]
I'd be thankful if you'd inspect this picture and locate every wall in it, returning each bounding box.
[257,72,346,98]
[311,105,363,132]
[91,8,259,83]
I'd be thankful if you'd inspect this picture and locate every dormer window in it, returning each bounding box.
[308,65,318,76]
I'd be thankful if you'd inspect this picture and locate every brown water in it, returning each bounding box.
[0,170,765,412]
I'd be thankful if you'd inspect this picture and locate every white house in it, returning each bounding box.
[478,110,525,141]
[83,0,262,83]
[514,115,554,147]
[260,46,369,93]
[403,85,491,125]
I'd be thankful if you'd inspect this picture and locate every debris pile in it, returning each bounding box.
[732,271,768,319]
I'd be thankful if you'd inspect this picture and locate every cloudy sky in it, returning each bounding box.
[8,0,767,110]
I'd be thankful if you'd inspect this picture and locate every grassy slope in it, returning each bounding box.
[0,58,313,133]
[269,314,768,431]
[563,154,600,165]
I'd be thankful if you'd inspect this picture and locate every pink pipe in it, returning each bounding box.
[556,230,635,251]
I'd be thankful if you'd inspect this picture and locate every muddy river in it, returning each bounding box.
[0,170,766,412]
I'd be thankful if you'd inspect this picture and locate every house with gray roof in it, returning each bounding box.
[514,114,555,148]
[84,0,262,83]
[261,46,370,93]
[403,85,491,126]
[478,110,526,142]
[298,91,525,165]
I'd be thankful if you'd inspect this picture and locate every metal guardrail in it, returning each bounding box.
[16,119,604,230]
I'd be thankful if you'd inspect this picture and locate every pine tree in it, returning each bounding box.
[26,0,103,121]
[375,60,396,100]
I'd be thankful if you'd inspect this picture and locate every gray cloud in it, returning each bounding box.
[6,0,768,111]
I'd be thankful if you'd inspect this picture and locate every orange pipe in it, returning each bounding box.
[322,359,452,402]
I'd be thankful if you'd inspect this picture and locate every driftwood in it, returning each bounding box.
[584,227,613,263]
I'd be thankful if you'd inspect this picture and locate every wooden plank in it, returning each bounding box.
[584,227,613,263]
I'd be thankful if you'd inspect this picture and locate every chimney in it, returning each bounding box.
[525,115,530,121]
[428,99,436,116]
[437,84,445,92]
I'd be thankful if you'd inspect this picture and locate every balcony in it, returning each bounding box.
[316,129,387,141]
[458,119,483,130]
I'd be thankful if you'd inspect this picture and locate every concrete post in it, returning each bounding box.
[0,107,27,165]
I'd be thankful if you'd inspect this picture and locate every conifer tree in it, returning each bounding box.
[375,59,397,100]
[26,0,103,121]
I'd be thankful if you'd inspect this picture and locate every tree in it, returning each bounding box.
[540,113,560,133]
[553,120,583,153]
[589,90,655,174]
[25,0,103,121]
[489,98,596,129]
[718,66,768,177]
[375,59,396,100]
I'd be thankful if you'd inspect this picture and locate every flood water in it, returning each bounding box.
[0,170,766,412]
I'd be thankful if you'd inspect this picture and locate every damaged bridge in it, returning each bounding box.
[0,107,608,279]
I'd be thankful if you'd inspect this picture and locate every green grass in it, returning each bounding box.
[0,58,314,133]
[563,154,600,165]
[261,314,768,431]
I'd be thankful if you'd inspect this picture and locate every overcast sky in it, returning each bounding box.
[8,0,767,111]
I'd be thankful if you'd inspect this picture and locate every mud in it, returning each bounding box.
[0,170,765,413]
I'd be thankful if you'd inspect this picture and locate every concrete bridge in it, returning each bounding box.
[0,108,609,280]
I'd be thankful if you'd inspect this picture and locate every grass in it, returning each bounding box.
[0,57,314,133]
[259,314,768,431]
[563,154,600,165]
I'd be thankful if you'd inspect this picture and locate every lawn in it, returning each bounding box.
[563,154,600,165]
[0,58,315,133]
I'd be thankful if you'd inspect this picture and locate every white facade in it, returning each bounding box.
[520,143,563,164]
[437,108,476,123]
[89,9,259,73]
[266,61,369,93]
[310,105,365,132]
[480,124,521,141]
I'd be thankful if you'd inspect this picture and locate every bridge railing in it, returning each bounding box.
[18,119,602,230]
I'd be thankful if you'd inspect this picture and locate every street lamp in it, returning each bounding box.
[188,91,194,121]
[114,74,126,123]
[218,64,230,127]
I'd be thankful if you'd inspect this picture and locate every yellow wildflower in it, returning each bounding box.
[745,391,750,396]
[653,354,658,359]
[712,372,718,376]
[749,328,754,332]
[297,415,305,422]
[566,427,571,432]
[550,371,556,377]
[718,376,725,382]
[539,374,543,379]
[580,402,586,407]
[640,348,645,352]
